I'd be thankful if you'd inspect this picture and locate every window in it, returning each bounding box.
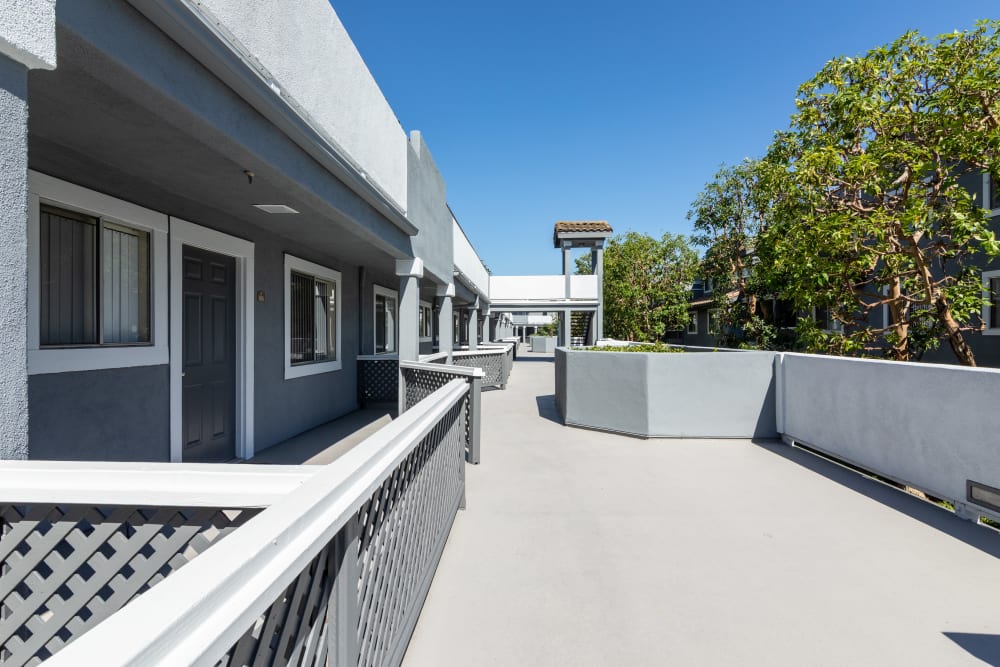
[284,254,341,378]
[374,285,398,354]
[704,278,715,294]
[813,306,844,333]
[419,301,433,340]
[687,312,698,335]
[28,172,168,374]
[39,205,151,346]
[982,270,1000,335]
[987,174,1000,213]
[708,309,720,335]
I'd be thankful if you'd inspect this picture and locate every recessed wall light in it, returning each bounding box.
[254,204,299,214]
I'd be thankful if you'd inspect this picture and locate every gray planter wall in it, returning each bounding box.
[777,353,1000,517]
[530,336,557,353]
[555,348,777,438]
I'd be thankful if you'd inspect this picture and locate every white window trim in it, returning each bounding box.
[169,218,255,462]
[708,308,721,335]
[687,312,698,335]
[26,171,169,375]
[982,173,1000,217]
[811,306,845,333]
[373,284,399,354]
[982,269,1000,336]
[419,300,433,342]
[284,254,343,379]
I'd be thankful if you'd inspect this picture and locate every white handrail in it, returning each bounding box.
[400,360,484,377]
[44,379,470,667]
[0,461,317,508]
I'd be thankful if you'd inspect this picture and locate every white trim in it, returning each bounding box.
[284,254,343,379]
[26,171,169,374]
[373,283,399,354]
[0,461,317,508]
[687,312,698,335]
[983,173,1000,218]
[982,269,1000,336]
[170,218,255,462]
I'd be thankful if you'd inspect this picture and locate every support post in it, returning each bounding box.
[395,259,424,363]
[560,310,572,348]
[0,41,53,459]
[466,299,479,351]
[563,243,572,298]
[594,245,605,341]
[437,283,454,363]
[469,374,482,465]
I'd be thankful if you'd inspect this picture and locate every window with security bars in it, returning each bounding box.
[39,204,151,347]
[290,271,337,364]
[419,303,433,339]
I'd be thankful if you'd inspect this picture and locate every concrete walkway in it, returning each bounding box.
[404,352,1000,666]
[247,406,394,465]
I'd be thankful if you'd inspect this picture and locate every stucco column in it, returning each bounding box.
[437,283,454,362]
[563,243,572,298]
[593,246,604,342]
[467,300,479,351]
[0,10,56,459]
[395,258,424,362]
[560,310,572,348]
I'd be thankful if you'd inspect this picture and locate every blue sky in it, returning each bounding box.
[333,1,998,275]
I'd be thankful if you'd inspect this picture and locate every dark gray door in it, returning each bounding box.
[182,245,236,462]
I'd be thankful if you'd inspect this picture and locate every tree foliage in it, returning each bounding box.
[688,159,778,348]
[602,232,699,341]
[759,21,1000,365]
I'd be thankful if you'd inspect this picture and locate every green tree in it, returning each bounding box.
[760,21,1000,365]
[602,232,699,341]
[687,159,777,348]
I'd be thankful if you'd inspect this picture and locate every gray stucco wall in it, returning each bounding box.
[407,131,452,285]
[0,55,29,460]
[556,348,777,438]
[29,365,170,460]
[777,353,1000,517]
[0,0,57,70]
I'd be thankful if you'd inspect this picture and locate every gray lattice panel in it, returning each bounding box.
[215,543,339,667]
[0,504,259,667]
[454,354,504,387]
[354,401,465,667]
[400,368,474,462]
[359,360,399,404]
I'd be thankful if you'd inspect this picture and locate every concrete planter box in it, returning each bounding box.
[530,336,557,353]
[555,347,777,438]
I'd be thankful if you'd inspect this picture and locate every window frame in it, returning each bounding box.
[419,300,433,341]
[687,312,698,335]
[27,171,168,375]
[373,284,399,355]
[707,308,721,335]
[983,173,1000,217]
[284,254,343,379]
[982,269,1000,336]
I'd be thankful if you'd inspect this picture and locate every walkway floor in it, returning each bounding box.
[247,405,395,465]
[404,351,1000,666]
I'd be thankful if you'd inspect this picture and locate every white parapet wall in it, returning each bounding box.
[453,216,490,298]
[490,274,597,302]
[776,353,1000,520]
[196,0,409,210]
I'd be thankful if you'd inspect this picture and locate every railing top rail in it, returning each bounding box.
[418,351,450,363]
[452,348,507,358]
[44,379,470,667]
[357,353,399,361]
[400,360,484,377]
[0,462,318,508]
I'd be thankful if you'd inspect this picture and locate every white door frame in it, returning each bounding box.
[169,218,255,462]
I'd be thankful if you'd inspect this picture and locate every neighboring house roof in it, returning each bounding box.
[689,290,739,309]
[553,221,613,246]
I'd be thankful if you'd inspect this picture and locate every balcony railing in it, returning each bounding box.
[2,380,473,667]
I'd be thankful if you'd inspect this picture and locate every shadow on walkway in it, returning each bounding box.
[516,355,554,362]
[248,405,395,465]
[943,633,1000,666]
[757,441,1000,559]
[534,394,562,425]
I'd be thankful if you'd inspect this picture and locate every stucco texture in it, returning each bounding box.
[0,0,56,70]
[0,55,29,460]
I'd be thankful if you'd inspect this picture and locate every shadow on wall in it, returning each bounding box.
[943,633,1000,666]
[535,394,562,425]
[756,441,1000,560]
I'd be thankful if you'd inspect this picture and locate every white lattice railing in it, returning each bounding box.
[0,464,317,667]
[452,345,512,389]
[30,379,469,667]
